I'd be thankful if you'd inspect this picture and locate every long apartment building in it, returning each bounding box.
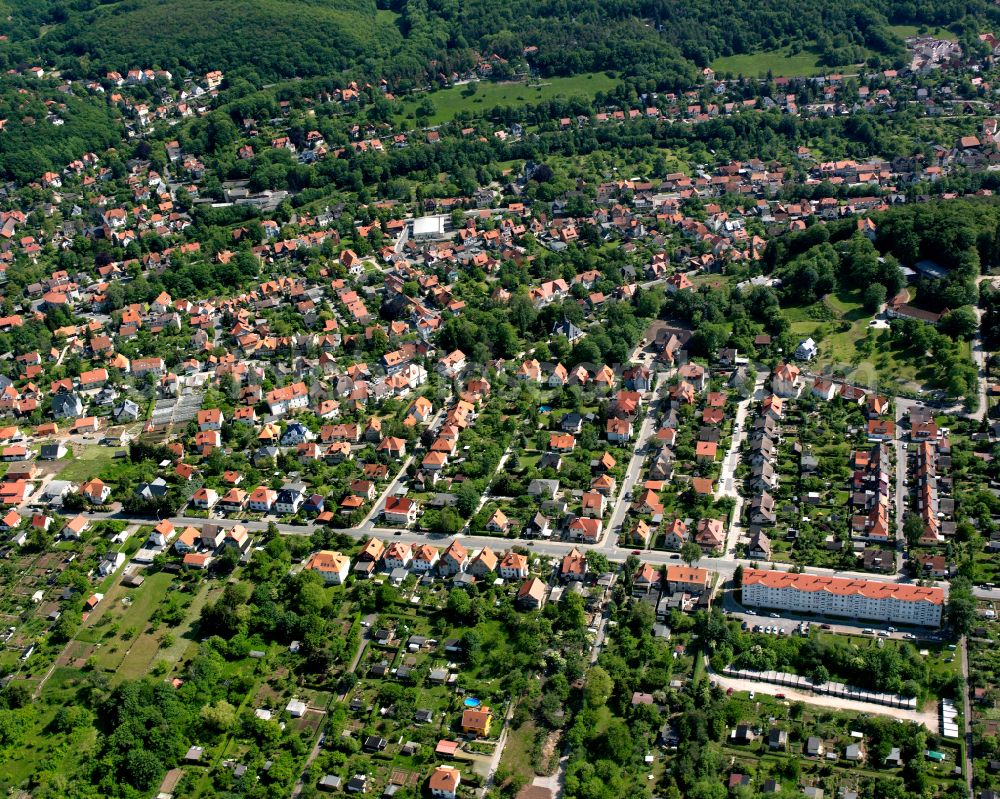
[741,568,944,627]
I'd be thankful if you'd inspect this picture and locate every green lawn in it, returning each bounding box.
[399,72,619,125]
[973,550,1000,584]
[779,289,972,393]
[711,48,826,78]
[785,289,874,365]
[499,720,540,782]
[824,290,867,320]
[56,445,121,482]
[113,572,173,633]
[154,580,216,671]
[888,24,957,41]
[82,571,175,673]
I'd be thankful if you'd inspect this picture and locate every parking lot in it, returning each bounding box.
[721,592,942,643]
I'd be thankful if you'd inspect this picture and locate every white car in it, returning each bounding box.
[768,612,780,618]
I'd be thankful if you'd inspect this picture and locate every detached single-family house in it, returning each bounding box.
[305,550,351,584]
[429,766,461,799]
[384,496,418,526]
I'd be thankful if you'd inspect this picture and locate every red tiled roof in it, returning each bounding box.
[742,568,943,604]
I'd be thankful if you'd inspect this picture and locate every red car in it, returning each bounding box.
[726,687,734,695]
[776,693,786,699]
[631,550,641,555]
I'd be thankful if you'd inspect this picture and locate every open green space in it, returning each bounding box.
[781,288,975,394]
[888,24,957,41]
[711,48,826,78]
[500,720,544,782]
[399,72,619,125]
[55,444,121,482]
[77,572,174,674]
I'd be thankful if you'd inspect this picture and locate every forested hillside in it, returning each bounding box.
[0,75,122,182]
[29,0,407,83]
[0,0,997,86]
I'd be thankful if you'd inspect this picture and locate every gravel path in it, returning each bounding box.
[708,666,938,730]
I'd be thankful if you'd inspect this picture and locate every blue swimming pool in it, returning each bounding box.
[464,697,481,708]
[539,405,552,413]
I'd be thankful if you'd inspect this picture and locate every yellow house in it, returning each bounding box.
[461,706,493,737]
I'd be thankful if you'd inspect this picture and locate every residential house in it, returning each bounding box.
[695,518,725,551]
[665,565,709,596]
[461,707,493,737]
[771,363,803,398]
[748,530,772,559]
[383,542,413,569]
[440,540,469,575]
[486,508,512,534]
[568,517,602,542]
[305,550,351,584]
[516,577,547,610]
[469,546,498,577]
[498,551,529,580]
[429,767,461,799]
[412,544,439,572]
[560,547,588,581]
[384,496,418,525]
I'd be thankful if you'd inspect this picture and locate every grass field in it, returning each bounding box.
[780,288,979,394]
[500,720,540,782]
[399,72,619,125]
[82,571,174,673]
[56,445,121,482]
[786,288,872,363]
[888,24,957,41]
[711,48,826,78]
[155,581,219,671]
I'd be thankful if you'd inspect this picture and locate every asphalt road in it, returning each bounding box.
[73,504,964,602]
[604,372,666,548]
[718,372,768,555]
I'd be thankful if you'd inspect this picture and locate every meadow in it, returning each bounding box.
[711,48,826,78]
[398,72,619,125]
